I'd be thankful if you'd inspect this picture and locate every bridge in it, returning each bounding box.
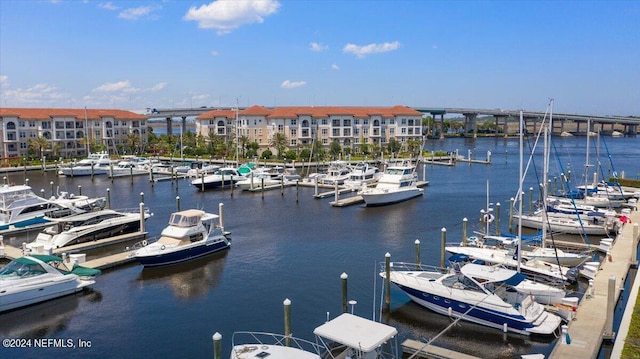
[144,106,639,137]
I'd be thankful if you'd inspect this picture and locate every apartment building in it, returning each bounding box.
[194,105,424,153]
[0,108,148,159]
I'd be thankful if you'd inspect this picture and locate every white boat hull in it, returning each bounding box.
[361,187,423,206]
[0,275,94,312]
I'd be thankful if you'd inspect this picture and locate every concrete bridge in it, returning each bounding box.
[144,106,639,138]
[415,107,639,138]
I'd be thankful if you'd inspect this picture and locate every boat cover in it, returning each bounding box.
[312,313,396,353]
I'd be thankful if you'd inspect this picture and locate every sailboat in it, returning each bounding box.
[446,105,580,285]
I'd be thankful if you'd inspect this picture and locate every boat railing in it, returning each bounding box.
[125,237,159,253]
[382,261,449,274]
[230,331,323,356]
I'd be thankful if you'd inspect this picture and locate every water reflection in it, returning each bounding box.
[136,250,228,299]
[0,289,101,338]
[385,301,554,358]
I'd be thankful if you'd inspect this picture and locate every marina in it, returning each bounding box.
[0,136,639,358]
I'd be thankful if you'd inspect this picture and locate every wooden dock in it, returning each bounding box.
[82,251,138,270]
[549,206,640,359]
[402,339,481,359]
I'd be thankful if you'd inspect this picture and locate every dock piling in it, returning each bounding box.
[50,181,54,197]
[440,228,446,268]
[603,275,617,340]
[176,196,180,211]
[139,202,145,233]
[212,333,222,359]
[341,272,348,313]
[495,202,501,235]
[219,203,224,229]
[283,298,291,347]
[78,185,82,196]
[462,218,468,246]
[40,189,45,198]
[106,188,111,209]
[384,253,391,312]
[415,239,421,268]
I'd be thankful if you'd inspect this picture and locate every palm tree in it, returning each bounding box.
[238,135,250,158]
[124,133,141,154]
[28,136,50,159]
[270,132,288,159]
[387,137,402,156]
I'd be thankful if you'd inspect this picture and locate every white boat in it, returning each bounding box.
[513,211,614,235]
[236,170,284,191]
[381,261,562,335]
[358,161,423,206]
[318,161,352,185]
[343,162,382,189]
[0,184,95,232]
[190,167,247,190]
[133,209,230,267]
[27,208,152,252]
[0,254,100,312]
[58,152,112,176]
[231,312,399,359]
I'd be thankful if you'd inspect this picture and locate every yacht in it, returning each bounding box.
[343,162,382,189]
[319,161,352,185]
[0,184,96,232]
[27,208,152,252]
[0,254,100,312]
[190,167,247,190]
[133,209,230,267]
[231,312,399,359]
[358,161,423,206]
[235,170,283,191]
[58,152,112,176]
[381,261,562,335]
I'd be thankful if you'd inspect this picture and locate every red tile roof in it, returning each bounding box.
[0,108,147,120]
[196,105,422,120]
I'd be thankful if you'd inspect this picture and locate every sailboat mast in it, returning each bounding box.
[517,111,524,272]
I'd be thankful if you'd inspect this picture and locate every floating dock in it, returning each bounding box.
[549,206,640,359]
[402,339,481,359]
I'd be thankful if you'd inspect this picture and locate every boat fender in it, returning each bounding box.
[160,245,166,250]
[142,240,148,246]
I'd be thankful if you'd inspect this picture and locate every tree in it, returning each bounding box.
[359,139,369,156]
[387,138,401,156]
[329,140,341,159]
[270,132,288,159]
[28,136,50,159]
[124,133,141,154]
[238,135,250,158]
[406,138,422,158]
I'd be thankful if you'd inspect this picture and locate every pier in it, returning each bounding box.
[549,207,640,358]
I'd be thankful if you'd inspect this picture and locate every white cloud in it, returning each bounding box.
[2,82,69,105]
[184,0,280,35]
[281,80,306,89]
[343,41,401,58]
[331,64,340,70]
[0,75,9,88]
[118,5,161,20]
[98,2,118,11]
[310,42,327,52]
[93,81,166,93]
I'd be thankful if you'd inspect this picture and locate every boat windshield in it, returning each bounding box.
[169,213,201,227]
[0,259,48,278]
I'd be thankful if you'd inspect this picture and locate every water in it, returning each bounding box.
[0,136,638,359]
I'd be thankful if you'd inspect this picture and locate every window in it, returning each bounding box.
[332,128,340,136]
[290,119,297,125]
[332,119,340,126]
[401,128,407,134]
[363,119,369,125]
[19,131,26,138]
[401,118,407,125]
[321,128,328,135]
[42,121,51,129]
[354,128,360,136]
[343,119,351,126]
[19,121,25,127]
[29,121,36,127]
[381,119,386,125]
[290,128,297,136]
[278,124,284,131]
[354,119,360,125]
[343,128,351,137]
[321,119,328,125]
[290,139,297,146]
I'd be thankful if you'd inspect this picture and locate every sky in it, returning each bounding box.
[0,0,639,116]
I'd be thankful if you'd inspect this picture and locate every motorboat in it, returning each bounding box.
[0,254,100,312]
[381,261,563,335]
[58,152,112,176]
[343,162,382,189]
[186,161,220,178]
[133,209,230,267]
[190,167,247,190]
[513,211,616,236]
[358,161,423,206]
[231,312,399,359]
[0,184,94,232]
[318,161,352,185]
[108,158,150,178]
[26,208,152,252]
[236,170,284,191]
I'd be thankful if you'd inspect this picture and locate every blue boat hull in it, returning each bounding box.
[137,241,230,267]
[0,216,49,231]
[395,283,536,334]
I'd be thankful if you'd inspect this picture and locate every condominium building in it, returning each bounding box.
[0,108,148,159]
[194,105,424,152]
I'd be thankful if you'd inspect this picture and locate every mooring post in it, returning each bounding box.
[529,187,534,214]
[212,333,222,359]
[440,228,447,268]
[50,181,54,197]
[176,196,180,211]
[78,185,82,196]
[106,188,111,209]
[415,239,421,269]
[139,202,145,233]
[40,189,45,198]
[334,181,339,203]
[384,253,391,312]
[462,218,468,246]
[603,275,616,339]
[140,192,144,203]
[509,197,514,232]
[219,203,224,229]
[283,298,291,347]
[495,202,501,235]
[341,272,348,313]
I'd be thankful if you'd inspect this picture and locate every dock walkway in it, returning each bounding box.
[549,206,640,359]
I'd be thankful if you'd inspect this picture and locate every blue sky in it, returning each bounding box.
[1,0,638,116]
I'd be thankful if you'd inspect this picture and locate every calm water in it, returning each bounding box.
[1,136,638,359]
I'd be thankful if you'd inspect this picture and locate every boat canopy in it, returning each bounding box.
[71,265,101,277]
[17,254,64,264]
[312,313,397,353]
[460,263,527,286]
